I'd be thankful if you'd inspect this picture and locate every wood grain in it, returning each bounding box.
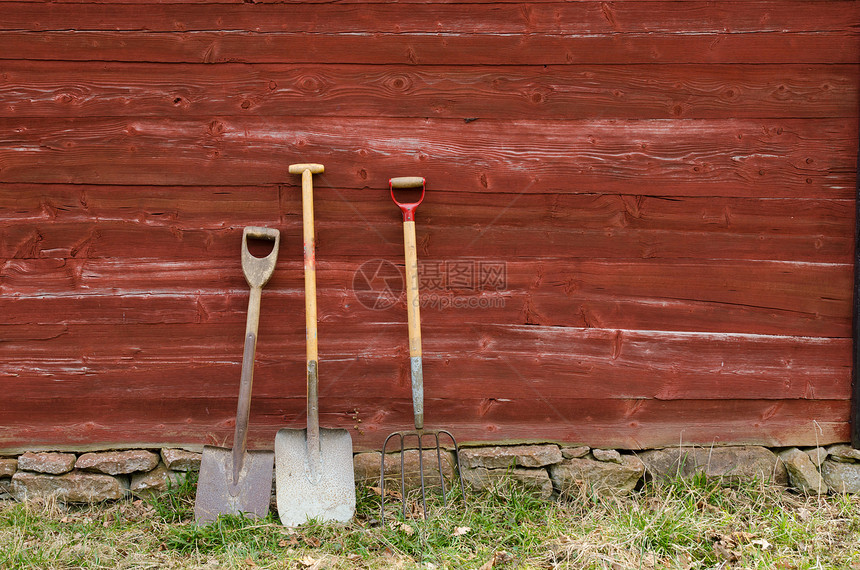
[0,322,850,400]
[3,186,852,241]
[2,30,856,64]
[0,395,849,452]
[0,203,851,263]
[0,118,853,197]
[3,62,855,120]
[3,2,858,34]
[0,255,851,334]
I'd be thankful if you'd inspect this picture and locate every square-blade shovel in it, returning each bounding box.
[194,226,280,524]
[275,163,356,527]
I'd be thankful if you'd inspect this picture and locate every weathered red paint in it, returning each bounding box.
[0,0,857,452]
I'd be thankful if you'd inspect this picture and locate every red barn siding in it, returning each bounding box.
[0,0,857,452]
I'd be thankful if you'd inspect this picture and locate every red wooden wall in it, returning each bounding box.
[0,1,858,452]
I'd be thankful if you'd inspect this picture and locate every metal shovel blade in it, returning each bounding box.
[275,427,356,527]
[193,446,274,524]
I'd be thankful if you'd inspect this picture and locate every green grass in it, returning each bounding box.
[1,473,860,568]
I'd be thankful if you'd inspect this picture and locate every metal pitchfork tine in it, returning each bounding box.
[380,176,465,523]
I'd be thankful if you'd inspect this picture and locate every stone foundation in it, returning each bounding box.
[0,448,199,503]
[2,443,860,504]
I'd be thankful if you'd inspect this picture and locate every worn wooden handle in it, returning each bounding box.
[390,176,425,189]
[288,163,324,175]
[403,219,424,430]
[301,169,319,366]
[241,227,280,290]
[292,163,323,473]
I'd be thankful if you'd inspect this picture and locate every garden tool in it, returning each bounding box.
[194,226,280,524]
[380,176,465,522]
[275,163,356,527]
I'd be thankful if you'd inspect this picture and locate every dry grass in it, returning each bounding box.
[2,472,860,569]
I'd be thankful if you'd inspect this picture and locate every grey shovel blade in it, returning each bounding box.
[193,446,274,524]
[275,428,356,527]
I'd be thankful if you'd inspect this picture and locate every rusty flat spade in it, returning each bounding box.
[275,163,355,527]
[194,226,280,524]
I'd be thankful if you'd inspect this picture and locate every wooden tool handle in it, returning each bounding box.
[233,226,279,482]
[232,330,257,486]
[403,220,424,430]
[292,164,324,479]
[288,163,324,175]
[390,176,425,189]
[301,169,319,368]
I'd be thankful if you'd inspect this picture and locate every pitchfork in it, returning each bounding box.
[380,176,465,522]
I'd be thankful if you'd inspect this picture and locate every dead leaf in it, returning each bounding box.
[452,526,471,536]
[396,522,415,536]
[696,500,720,514]
[245,557,257,568]
[713,542,740,563]
[751,538,772,550]
[369,486,402,499]
[303,535,322,548]
[296,556,321,569]
[479,551,512,570]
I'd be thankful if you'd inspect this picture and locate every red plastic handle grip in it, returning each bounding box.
[389,177,426,222]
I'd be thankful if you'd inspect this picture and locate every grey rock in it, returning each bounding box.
[463,467,553,499]
[17,452,76,475]
[10,471,127,502]
[804,447,828,467]
[821,460,860,493]
[550,455,644,496]
[460,445,562,470]
[0,459,17,478]
[561,446,590,459]
[826,444,860,464]
[377,449,456,490]
[592,449,622,464]
[76,450,159,475]
[637,446,788,485]
[778,448,828,494]
[129,463,186,494]
[160,448,202,472]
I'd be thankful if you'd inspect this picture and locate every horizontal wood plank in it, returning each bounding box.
[0,210,851,264]
[0,118,853,197]
[0,323,850,401]
[3,186,852,241]
[2,62,856,120]
[0,257,851,336]
[0,396,849,452]
[3,2,858,33]
[2,30,856,64]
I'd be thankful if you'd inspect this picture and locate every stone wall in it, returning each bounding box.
[0,449,200,503]
[3,444,860,504]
